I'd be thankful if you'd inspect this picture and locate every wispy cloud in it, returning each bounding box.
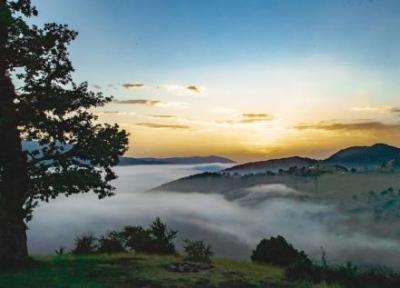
[295,121,400,131]
[390,107,400,114]
[351,106,392,113]
[152,114,176,118]
[215,113,273,125]
[114,99,160,106]
[97,111,137,116]
[122,83,145,89]
[164,84,202,94]
[242,113,270,118]
[136,122,191,129]
[186,85,201,93]
[240,113,273,123]
[156,101,190,109]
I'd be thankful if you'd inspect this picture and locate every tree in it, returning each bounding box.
[149,217,177,254]
[251,235,311,266]
[0,0,128,267]
[122,218,177,254]
[71,234,97,255]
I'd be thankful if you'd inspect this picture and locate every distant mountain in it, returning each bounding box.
[224,156,318,174]
[21,141,235,166]
[325,143,400,168]
[118,155,235,166]
[224,144,400,174]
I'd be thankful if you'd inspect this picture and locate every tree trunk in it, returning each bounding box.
[0,72,29,269]
[0,0,29,268]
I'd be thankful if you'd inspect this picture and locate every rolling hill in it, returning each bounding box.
[225,143,400,174]
[324,143,400,168]
[224,156,317,174]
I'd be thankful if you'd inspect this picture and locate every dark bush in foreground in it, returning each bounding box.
[286,260,400,288]
[251,235,311,266]
[72,234,97,255]
[97,232,126,254]
[183,239,213,263]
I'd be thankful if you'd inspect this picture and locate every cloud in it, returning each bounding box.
[97,111,137,116]
[157,101,190,109]
[390,107,400,114]
[136,122,191,129]
[240,113,273,123]
[29,165,400,268]
[114,99,160,106]
[164,84,202,94]
[92,84,102,90]
[186,85,200,93]
[295,121,400,131]
[351,106,392,113]
[152,115,176,119]
[242,113,269,118]
[122,83,145,89]
[215,113,274,125]
[351,106,400,116]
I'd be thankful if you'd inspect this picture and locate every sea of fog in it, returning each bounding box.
[28,164,400,268]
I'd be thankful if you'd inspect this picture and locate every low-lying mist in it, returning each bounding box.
[28,165,400,269]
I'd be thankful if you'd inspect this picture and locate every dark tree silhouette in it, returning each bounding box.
[0,0,128,267]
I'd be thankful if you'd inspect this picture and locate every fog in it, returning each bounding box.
[28,165,400,268]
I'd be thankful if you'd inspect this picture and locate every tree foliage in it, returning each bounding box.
[0,0,129,222]
[251,235,311,266]
[122,218,177,254]
[71,234,97,255]
[97,232,126,254]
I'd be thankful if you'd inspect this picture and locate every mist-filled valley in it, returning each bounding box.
[28,164,400,270]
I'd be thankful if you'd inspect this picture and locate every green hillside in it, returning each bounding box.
[0,253,335,288]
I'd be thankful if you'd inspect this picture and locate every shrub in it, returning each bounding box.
[149,217,177,254]
[183,239,213,263]
[251,235,311,266]
[97,232,126,254]
[286,260,400,288]
[122,225,152,252]
[286,260,324,283]
[122,217,177,254]
[71,234,97,255]
[54,246,65,256]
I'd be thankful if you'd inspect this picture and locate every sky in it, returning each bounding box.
[31,0,400,162]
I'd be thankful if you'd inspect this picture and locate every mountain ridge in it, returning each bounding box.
[224,143,400,174]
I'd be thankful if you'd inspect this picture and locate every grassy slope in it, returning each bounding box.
[0,253,338,288]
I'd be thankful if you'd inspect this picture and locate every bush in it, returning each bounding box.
[54,246,65,256]
[122,217,177,254]
[286,260,400,288]
[97,232,126,254]
[183,239,213,263]
[71,234,97,255]
[251,235,311,266]
[149,217,177,254]
[122,226,152,252]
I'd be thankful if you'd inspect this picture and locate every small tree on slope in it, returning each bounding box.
[0,0,128,268]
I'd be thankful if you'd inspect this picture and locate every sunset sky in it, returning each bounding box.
[32,0,400,162]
